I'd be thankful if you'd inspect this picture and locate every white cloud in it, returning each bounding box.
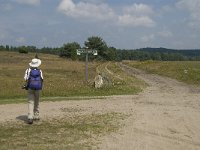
[123,3,154,15]
[58,0,155,28]
[14,0,40,6]
[176,0,200,27]
[118,15,155,27]
[118,4,155,27]
[57,0,115,21]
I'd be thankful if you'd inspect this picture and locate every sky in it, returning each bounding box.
[0,0,200,49]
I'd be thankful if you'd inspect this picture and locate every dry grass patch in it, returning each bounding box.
[123,60,200,86]
[0,51,98,100]
[96,62,146,94]
[0,51,145,103]
[0,112,127,150]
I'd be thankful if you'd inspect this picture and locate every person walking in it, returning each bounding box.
[24,58,43,124]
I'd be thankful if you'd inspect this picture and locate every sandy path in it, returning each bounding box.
[100,63,200,150]
[0,63,200,150]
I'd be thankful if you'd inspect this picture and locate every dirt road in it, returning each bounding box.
[100,63,200,150]
[0,63,200,150]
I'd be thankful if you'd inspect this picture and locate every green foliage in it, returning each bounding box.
[26,46,36,52]
[18,46,28,53]
[0,45,6,51]
[60,42,80,60]
[40,47,60,55]
[106,47,118,61]
[85,36,107,50]
[118,50,191,61]
[84,36,118,61]
[1,37,200,61]
[85,36,108,60]
[5,45,9,51]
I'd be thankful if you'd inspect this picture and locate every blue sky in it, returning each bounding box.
[0,0,200,49]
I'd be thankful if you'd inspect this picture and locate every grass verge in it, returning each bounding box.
[0,96,107,105]
[123,60,200,86]
[0,112,127,150]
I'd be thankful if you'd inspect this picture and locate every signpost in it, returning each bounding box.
[77,48,98,82]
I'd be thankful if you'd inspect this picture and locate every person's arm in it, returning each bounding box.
[24,68,30,81]
[40,70,44,81]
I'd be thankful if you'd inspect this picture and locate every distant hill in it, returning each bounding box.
[137,47,200,57]
[117,47,200,61]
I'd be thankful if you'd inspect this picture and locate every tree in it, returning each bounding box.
[18,46,28,53]
[60,42,80,60]
[84,36,108,60]
[106,47,117,61]
[6,45,9,51]
[151,52,161,60]
[27,46,36,53]
[0,45,5,51]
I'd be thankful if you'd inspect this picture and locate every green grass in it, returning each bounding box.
[123,60,200,86]
[0,113,127,150]
[0,96,107,105]
[0,51,144,103]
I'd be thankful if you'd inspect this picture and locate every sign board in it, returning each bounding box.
[77,49,98,56]
[76,48,98,82]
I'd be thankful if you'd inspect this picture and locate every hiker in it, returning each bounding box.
[24,58,43,124]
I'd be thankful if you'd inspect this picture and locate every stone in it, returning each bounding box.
[94,74,103,88]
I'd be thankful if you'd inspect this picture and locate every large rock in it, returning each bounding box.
[94,74,103,88]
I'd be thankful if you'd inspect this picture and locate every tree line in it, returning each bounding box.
[1,36,200,61]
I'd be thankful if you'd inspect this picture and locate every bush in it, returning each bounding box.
[18,48,28,53]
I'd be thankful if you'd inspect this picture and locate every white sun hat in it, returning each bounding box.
[29,58,41,68]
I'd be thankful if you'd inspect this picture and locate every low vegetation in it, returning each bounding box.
[123,60,200,86]
[0,51,144,103]
[0,112,127,150]
[96,62,146,93]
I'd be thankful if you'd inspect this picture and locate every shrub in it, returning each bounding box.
[18,46,28,53]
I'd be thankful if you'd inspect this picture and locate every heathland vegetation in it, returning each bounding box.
[1,36,200,102]
[0,51,145,103]
[123,60,200,86]
[1,50,199,104]
[1,35,200,102]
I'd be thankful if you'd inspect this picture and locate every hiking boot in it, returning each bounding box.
[28,119,33,124]
[33,116,40,121]
[33,112,40,121]
[33,117,40,121]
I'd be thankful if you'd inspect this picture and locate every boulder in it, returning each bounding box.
[94,74,103,88]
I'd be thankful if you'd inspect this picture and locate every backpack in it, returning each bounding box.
[28,68,43,90]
